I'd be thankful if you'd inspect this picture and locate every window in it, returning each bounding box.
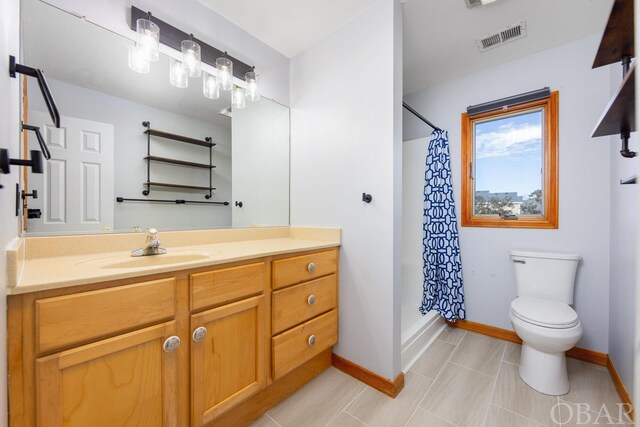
[461,91,558,228]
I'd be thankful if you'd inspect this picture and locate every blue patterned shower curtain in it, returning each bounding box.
[420,130,466,322]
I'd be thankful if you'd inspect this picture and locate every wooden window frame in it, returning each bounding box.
[461,91,559,229]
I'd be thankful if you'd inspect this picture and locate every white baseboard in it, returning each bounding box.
[401,312,447,373]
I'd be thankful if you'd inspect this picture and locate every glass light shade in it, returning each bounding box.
[169,58,188,88]
[203,72,220,99]
[216,57,233,91]
[232,86,246,109]
[181,40,201,78]
[128,44,150,74]
[136,18,159,62]
[244,70,260,102]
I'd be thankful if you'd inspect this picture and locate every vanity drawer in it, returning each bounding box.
[272,309,338,379]
[191,261,266,311]
[272,274,337,334]
[36,278,176,354]
[272,249,337,290]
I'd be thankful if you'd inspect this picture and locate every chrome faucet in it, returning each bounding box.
[131,228,167,257]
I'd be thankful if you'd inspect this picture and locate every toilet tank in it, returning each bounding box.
[510,250,581,304]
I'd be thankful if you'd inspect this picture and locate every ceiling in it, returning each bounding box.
[403,0,614,95]
[23,0,232,128]
[196,0,374,58]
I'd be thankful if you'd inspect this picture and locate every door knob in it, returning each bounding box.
[308,335,316,346]
[307,262,316,273]
[192,326,207,342]
[163,336,181,352]
[307,294,316,305]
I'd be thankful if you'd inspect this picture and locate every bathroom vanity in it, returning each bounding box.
[7,227,340,426]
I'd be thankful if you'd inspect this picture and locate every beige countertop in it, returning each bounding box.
[7,227,340,295]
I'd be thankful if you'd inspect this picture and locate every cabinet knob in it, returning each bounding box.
[308,335,316,346]
[307,294,316,305]
[307,262,316,273]
[163,336,181,353]
[192,326,207,343]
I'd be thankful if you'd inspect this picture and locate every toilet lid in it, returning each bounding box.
[511,297,579,329]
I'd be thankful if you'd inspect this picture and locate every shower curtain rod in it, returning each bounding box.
[403,102,441,132]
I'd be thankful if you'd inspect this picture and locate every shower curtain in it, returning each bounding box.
[420,129,466,322]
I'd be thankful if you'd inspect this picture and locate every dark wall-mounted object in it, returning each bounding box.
[591,0,636,159]
[21,189,38,200]
[117,196,229,206]
[22,123,51,160]
[620,175,637,184]
[467,87,551,116]
[9,56,60,128]
[362,193,373,203]
[403,102,441,131]
[235,201,243,208]
[130,7,253,80]
[27,208,42,219]
[0,149,44,175]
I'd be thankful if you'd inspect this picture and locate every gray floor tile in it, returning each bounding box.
[326,411,367,427]
[450,332,506,376]
[503,342,522,365]
[346,372,432,427]
[250,415,280,427]
[268,367,365,427]
[562,359,624,417]
[437,326,466,346]
[409,339,456,379]
[492,361,559,425]
[405,407,456,427]
[420,362,495,427]
[486,404,547,427]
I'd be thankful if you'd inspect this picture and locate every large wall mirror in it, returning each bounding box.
[19,0,290,235]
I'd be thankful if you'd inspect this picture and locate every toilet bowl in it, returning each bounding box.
[509,250,582,396]
[510,296,582,395]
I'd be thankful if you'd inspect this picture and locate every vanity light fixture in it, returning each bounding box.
[181,35,201,78]
[169,58,188,88]
[232,86,246,109]
[136,15,160,62]
[128,44,150,74]
[216,55,233,91]
[203,72,220,99]
[245,68,260,102]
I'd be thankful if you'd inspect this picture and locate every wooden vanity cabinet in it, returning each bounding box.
[8,248,339,427]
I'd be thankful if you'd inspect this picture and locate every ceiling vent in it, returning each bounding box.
[476,21,527,52]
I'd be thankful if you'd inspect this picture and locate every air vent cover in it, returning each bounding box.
[476,21,527,52]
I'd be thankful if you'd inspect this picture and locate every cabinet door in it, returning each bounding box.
[36,322,179,427]
[191,295,265,426]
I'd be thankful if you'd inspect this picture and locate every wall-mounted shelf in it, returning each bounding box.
[593,0,634,68]
[591,0,636,158]
[144,128,215,148]
[142,121,217,198]
[620,175,637,184]
[144,156,216,170]
[592,64,635,137]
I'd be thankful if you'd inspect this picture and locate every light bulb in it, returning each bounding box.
[245,70,260,102]
[136,18,159,62]
[232,86,246,109]
[169,58,188,88]
[128,44,150,74]
[203,72,220,99]
[181,40,201,78]
[216,57,233,91]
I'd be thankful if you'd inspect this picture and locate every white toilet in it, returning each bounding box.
[509,250,582,396]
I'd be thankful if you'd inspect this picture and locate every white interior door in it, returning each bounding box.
[27,111,114,233]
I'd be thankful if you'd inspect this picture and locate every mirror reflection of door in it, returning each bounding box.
[27,111,114,234]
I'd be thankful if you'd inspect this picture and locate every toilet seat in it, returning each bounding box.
[511,297,578,329]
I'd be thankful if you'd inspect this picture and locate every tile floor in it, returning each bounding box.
[252,327,633,427]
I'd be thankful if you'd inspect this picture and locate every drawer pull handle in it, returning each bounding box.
[307,262,316,273]
[192,326,207,343]
[308,335,316,346]
[163,336,181,353]
[307,294,316,305]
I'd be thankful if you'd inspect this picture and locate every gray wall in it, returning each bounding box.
[31,78,232,232]
[403,34,612,352]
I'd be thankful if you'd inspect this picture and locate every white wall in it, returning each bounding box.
[30,78,232,232]
[0,0,20,423]
[41,0,290,107]
[290,0,403,380]
[403,34,612,352]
